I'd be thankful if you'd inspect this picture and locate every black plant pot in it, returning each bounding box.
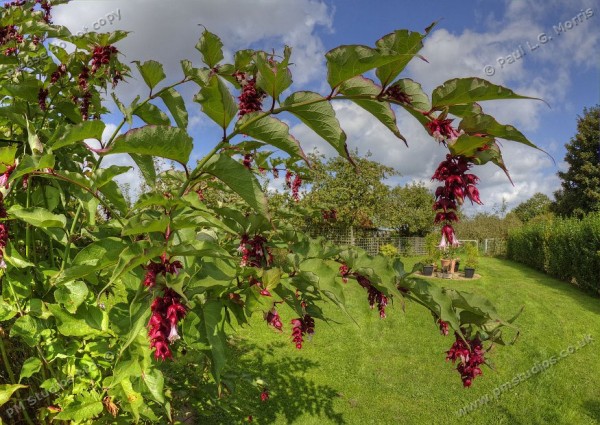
[454,261,460,272]
[464,267,475,278]
[422,265,434,276]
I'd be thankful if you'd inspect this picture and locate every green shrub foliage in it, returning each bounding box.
[507,214,600,294]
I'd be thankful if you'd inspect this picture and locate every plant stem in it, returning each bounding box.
[0,337,35,425]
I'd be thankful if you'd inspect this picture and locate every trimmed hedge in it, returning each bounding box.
[507,213,600,295]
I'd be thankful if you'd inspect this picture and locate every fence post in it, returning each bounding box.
[350,226,355,246]
[484,239,488,254]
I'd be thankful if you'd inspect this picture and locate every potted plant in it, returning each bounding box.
[422,233,441,276]
[464,243,479,278]
[422,256,435,276]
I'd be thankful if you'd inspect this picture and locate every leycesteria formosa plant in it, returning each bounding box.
[0,1,538,423]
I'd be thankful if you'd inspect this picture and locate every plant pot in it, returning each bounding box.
[464,267,475,278]
[422,265,434,276]
[440,259,451,270]
[454,261,460,272]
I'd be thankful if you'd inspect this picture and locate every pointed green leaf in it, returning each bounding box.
[202,300,227,383]
[338,76,404,140]
[235,113,306,161]
[203,154,268,216]
[0,300,17,321]
[196,29,224,68]
[194,75,237,129]
[134,102,171,126]
[53,395,103,421]
[325,45,400,88]
[130,153,156,187]
[133,60,166,90]
[389,78,431,111]
[25,117,43,154]
[0,384,27,407]
[93,165,132,189]
[19,357,42,382]
[375,29,426,86]
[99,180,129,213]
[448,103,483,117]
[432,78,542,107]
[10,315,41,346]
[54,281,89,314]
[449,134,495,157]
[281,91,348,157]
[459,113,541,150]
[49,121,106,150]
[8,206,66,228]
[141,368,165,403]
[107,126,193,165]
[48,304,104,337]
[255,48,292,100]
[160,87,188,128]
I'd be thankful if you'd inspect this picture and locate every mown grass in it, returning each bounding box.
[180,257,600,424]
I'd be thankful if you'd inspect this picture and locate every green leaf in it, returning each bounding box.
[0,300,17,321]
[255,48,292,100]
[53,395,103,421]
[338,76,404,140]
[196,29,224,67]
[458,113,541,150]
[202,300,227,383]
[54,281,89,314]
[130,153,156,187]
[9,153,55,183]
[432,78,542,108]
[194,75,237,129]
[120,378,143,421]
[134,102,171,126]
[0,146,18,172]
[235,114,306,161]
[99,180,129,214]
[48,304,104,337]
[160,87,188,128]
[325,45,400,88]
[122,212,170,236]
[25,117,43,154]
[449,134,495,157]
[8,206,66,228]
[375,29,427,86]
[281,91,348,158]
[203,154,269,216]
[109,241,164,286]
[107,126,193,165]
[0,384,27,407]
[10,315,41,346]
[389,78,431,111]
[50,121,105,150]
[56,238,127,284]
[141,368,165,403]
[19,357,42,382]
[133,60,166,90]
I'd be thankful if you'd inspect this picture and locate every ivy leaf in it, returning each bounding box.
[133,60,166,91]
[160,87,188,128]
[8,206,66,228]
[106,126,193,165]
[235,113,306,161]
[134,102,171,126]
[49,121,105,150]
[19,357,42,382]
[325,45,400,89]
[281,91,348,158]
[338,76,404,141]
[432,78,543,108]
[255,48,292,100]
[195,29,224,68]
[375,29,427,86]
[0,384,27,407]
[203,154,269,216]
[194,75,237,129]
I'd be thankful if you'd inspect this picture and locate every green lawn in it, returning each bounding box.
[175,257,600,424]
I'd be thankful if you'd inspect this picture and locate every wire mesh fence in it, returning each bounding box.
[304,225,506,257]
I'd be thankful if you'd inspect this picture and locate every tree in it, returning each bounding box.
[553,106,600,217]
[380,183,435,235]
[513,192,552,223]
[301,151,397,228]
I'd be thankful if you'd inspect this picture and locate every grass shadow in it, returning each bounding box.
[167,339,346,424]
[583,399,600,422]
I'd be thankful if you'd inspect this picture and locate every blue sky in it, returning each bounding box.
[54,0,599,212]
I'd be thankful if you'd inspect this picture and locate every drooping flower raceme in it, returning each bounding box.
[148,288,187,361]
[446,333,486,387]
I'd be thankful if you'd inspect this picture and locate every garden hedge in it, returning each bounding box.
[507,213,600,295]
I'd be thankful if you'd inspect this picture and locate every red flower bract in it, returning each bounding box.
[148,288,187,361]
[290,315,314,349]
[446,333,486,387]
